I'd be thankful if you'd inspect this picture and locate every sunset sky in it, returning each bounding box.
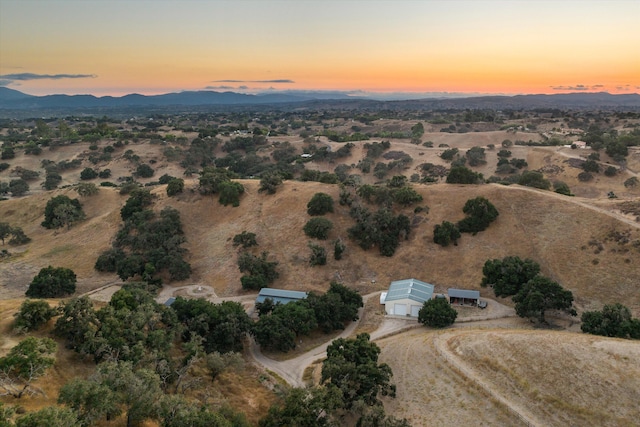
[1,0,639,97]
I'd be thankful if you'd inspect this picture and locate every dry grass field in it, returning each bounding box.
[377,324,640,427]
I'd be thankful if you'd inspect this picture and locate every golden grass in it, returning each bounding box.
[447,329,640,426]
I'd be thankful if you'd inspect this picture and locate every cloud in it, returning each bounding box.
[550,84,609,91]
[205,85,235,90]
[0,73,97,81]
[211,79,294,84]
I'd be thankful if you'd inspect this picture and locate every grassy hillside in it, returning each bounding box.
[2,180,639,315]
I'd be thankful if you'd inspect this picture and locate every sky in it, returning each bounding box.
[1,0,639,97]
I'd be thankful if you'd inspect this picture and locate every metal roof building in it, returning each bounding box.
[448,288,480,305]
[384,278,435,317]
[255,288,308,305]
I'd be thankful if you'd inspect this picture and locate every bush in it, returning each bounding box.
[232,231,257,248]
[518,171,550,189]
[218,180,244,206]
[74,182,99,197]
[457,197,499,234]
[98,169,111,178]
[307,193,334,215]
[578,171,593,182]
[604,166,618,177]
[418,298,457,328]
[433,221,460,246]
[80,168,98,180]
[166,178,184,196]
[13,299,56,333]
[134,163,154,178]
[581,303,640,339]
[333,239,346,260]
[303,217,333,240]
[446,166,483,184]
[26,266,76,298]
[308,243,327,266]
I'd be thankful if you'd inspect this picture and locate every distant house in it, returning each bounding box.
[163,297,176,307]
[255,288,308,306]
[384,278,434,317]
[301,153,313,158]
[573,141,587,149]
[448,288,480,306]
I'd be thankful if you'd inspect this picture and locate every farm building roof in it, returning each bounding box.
[385,278,434,304]
[447,288,480,299]
[256,288,308,305]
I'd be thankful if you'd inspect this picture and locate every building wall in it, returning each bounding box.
[384,298,423,317]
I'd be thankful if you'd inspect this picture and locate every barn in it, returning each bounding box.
[255,288,308,305]
[448,288,480,306]
[384,278,435,317]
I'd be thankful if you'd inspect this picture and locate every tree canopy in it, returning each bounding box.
[581,303,640,339]
[321,333,395,408]
[513,276,576,323]
[41,195,85,229]
[418,298,458,328]
[457,196,499,234]
[25,266,76,298]
[481,256,541,297]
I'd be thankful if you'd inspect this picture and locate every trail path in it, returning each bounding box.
[433,330,541,427]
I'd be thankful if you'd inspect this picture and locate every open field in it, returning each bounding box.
[378,323,640,427]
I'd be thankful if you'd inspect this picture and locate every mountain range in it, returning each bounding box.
[1,87,639,111]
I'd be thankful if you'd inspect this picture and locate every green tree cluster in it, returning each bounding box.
[171,297,252,354]
[0,337,57,399]
[418,298,458,328]
[481,256,540,297]
[41,195,85,229]
[253,282,363,352]
[303,217,333,240]
[96,198,191,282]
[321,333,395,408]
[446,166,483,184]
[25,266,76,298]
[348,206,410,256]
[237,251,279,290]
[13,299,57,334]
[232,231,258,248]
[457,196,499,234]
[307,192,334,215]
[513,276,576,323]
[433,221,461,247]
[581,303,640,339]
[0,223,30,245]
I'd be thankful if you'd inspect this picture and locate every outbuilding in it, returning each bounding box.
[448,288,480,306]
[255,288,308,305]
[384,278,435,317]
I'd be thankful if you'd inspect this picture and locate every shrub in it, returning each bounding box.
[218,180,244,206]
[303,217,333,240]
[166,178,184,196]
[26,266,76,298]
[518,171,550,189]
[333,239,346,260]
[307,192,334,215]
[134,163,154,178]
[433,221,460,246]
[604,166,618,177]
[233,231,257,248]
[624,177,639,188]
[13,299,56,333]
[418,298,457,328]
[446,166,483,184]
[308,243,327,266]
[80,167,98,180]
[578,171,593,182]
[457,197,499,234]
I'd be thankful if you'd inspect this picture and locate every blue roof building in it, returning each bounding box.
[255,288,308,305]
[384,278,435,317]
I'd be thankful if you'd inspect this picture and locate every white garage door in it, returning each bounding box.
[394,304,407,316]
[410,305,421,317]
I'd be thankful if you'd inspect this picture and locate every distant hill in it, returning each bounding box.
[1,87,639,112]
